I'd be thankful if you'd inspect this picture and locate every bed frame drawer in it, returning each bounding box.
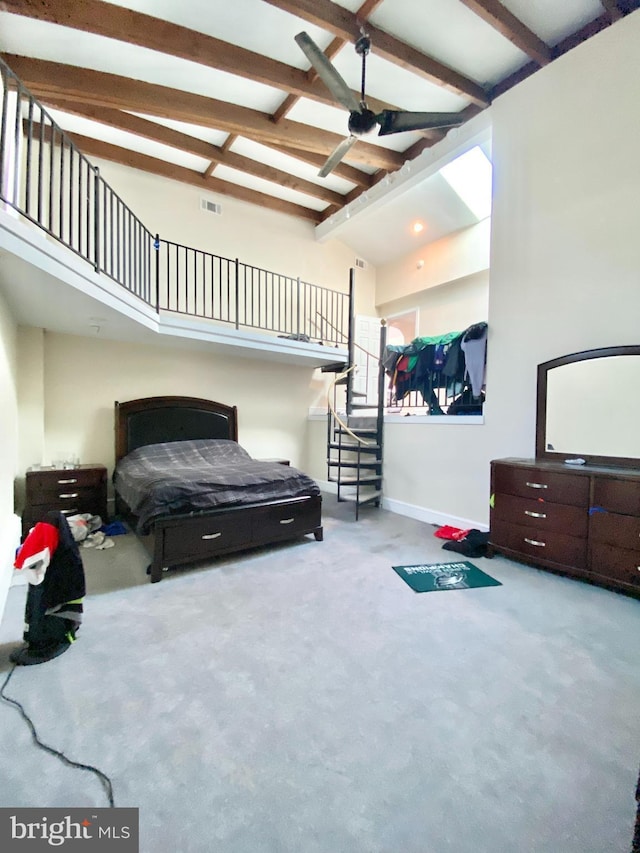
[253,497,320,540]
[160,514,246,563]
[147,495,323,581]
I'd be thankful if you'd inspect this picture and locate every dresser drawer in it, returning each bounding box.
[492,492,587,536]
[491,519,587,569]
[161,513,247,563]
[592,478,640,516]
[589,512,640,552]
[590,542,640,589]
[493,464,589,507]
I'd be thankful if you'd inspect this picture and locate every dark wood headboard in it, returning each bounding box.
[115,396,238,462]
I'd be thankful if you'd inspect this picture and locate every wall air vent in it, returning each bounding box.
[355,258,367,270]
[200,198,222,215]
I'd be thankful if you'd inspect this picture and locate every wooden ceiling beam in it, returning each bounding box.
[458,0,552,66]
[489,13,612,99]
[40,99,346,206]
[599,1,623,22]
[31,122,324,223]
[0,0,369,113]
[4,54,404,171]
[261,0,490,107]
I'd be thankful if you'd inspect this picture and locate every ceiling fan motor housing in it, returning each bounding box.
[355,35,371,56]
[348,107,378,136]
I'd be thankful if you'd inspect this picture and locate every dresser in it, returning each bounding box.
[23,464,108,535]
[489,458,640,596]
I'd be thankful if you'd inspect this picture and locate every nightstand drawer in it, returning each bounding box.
[27,467,105,497]
[23,464,108,535]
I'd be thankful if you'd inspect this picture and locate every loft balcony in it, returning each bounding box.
[0,58,350,369]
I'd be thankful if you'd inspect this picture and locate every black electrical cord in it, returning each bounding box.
[1,662,115,807]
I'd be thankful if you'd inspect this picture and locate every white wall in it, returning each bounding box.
[375,219,490,308]
[378,271,489,338]
[17,330,327,512]
[0,288,21,618]
[487,10,640,461]
[375,11,640,527]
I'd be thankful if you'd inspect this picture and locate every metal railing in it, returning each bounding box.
[156,240,348,344]
[384,327,486,415]
[0,56,349,345]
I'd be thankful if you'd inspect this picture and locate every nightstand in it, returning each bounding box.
[23,464,108,535]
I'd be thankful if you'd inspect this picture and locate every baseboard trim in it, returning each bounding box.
[381,496,488,532]
[0,514,22,622]
[318,485,487,531]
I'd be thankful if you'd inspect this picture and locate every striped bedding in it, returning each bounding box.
[114,439,320,533]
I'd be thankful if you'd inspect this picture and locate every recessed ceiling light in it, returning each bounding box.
[412,221,424,234]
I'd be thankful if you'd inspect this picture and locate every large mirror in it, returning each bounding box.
[536,345,640,468]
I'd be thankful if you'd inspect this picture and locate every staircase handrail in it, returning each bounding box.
[327,365,374,446]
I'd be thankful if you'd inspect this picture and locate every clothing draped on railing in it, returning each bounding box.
[383,322,487,414]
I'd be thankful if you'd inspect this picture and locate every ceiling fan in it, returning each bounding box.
[295,31,465,178]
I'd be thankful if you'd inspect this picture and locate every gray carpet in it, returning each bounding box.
[1,497,639,853]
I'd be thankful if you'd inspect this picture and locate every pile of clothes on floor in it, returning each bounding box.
[65,513,116,549]
[434,524,491,558]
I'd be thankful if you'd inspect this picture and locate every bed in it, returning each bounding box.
[114,396,323,582]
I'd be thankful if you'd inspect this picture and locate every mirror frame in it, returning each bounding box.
[536,344,640,469]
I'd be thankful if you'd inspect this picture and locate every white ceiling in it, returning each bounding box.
[0,0,632,266]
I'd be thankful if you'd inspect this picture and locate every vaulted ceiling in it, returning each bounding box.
[0,0,638,227]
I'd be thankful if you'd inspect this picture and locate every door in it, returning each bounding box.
[353,315,382,405]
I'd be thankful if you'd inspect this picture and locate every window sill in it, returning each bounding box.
[308,410,484,425]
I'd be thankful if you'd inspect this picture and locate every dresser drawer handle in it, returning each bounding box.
[525,482,548,489]
[279,518,295,524]
[57,478,78,484]
[201,532,222,540]
[60,508,79,515]
[59,492,79,499]
[524,537,546,547]
[524,510,547,519]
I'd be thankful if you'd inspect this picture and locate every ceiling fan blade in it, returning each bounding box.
[295,32,361,113]
[376,110,465,136]
[318,135,359,178]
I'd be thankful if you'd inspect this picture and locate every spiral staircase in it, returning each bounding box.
[323,295,387,520]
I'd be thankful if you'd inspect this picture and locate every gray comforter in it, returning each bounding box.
[114,439,320,533]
